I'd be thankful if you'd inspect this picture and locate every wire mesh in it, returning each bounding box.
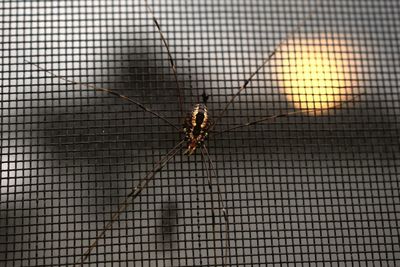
[1,0,399,266]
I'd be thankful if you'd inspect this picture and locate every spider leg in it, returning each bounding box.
[200,148,218,263]
[75,139,185,266]
[201,145,230,267]
[212,93,362,135]
[145,0,185,118]
[210,0,322,131]
[25,60,180,131]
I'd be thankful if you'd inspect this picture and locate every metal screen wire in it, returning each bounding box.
[1,0,399,266]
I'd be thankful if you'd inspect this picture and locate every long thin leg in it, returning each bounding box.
[144,0,185,118]
[25,60,180,131]
[200,150,218,264]
[75,139,185,266]
[211,0,321,131]
[212,93,362,135]
[200,146,230,267]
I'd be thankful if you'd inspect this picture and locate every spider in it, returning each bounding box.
[26,0,359,265]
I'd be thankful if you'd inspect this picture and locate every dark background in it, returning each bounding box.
[1,0,399,266]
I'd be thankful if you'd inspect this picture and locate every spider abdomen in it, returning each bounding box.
[183,103,210,155]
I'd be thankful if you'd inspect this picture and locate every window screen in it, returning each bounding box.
[1,0,399,266]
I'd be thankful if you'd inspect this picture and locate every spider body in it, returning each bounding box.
[183,103,210,155]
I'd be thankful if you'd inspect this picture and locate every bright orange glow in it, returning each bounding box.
[275,36,359,115]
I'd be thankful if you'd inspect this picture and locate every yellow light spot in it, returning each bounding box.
[276,36,360,115]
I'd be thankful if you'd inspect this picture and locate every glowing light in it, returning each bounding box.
[275,36,359,115]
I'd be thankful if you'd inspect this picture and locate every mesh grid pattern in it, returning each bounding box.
[1,0,400,266]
